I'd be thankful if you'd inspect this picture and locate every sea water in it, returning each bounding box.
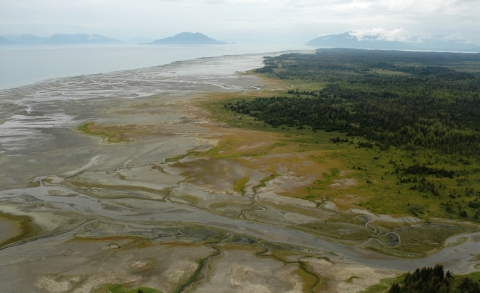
[0,43,307,90]
[0,44,310,189]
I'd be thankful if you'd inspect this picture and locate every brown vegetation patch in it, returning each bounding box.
[0,211,39,248]
[78,122,178,144]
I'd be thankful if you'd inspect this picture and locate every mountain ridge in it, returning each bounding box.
[148,32,226,45]
[0,36,14,44]
[306,32,480,52]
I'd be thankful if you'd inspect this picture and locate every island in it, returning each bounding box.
[148,32,227,45]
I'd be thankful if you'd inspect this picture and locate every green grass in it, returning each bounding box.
[172,259,204,293]
[346,276,362,283]
[465,271,480,282]
[203,94,480,222]
[359,275,403,293]
[77,121,130,143]
[165,151,200,163]
[253,173,278,193]
[77,121,93,133]
[234,177,249,194]
[98,285,162,293]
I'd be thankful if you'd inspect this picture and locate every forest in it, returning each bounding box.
[229,49,480,156]
[387,265,480,293]
[221,49,480,220]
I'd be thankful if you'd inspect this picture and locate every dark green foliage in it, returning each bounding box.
[242,49,480,157]
[458,277,480,292]
[401,164,455,178]
[387,264,480,293]
[330,136,350,143]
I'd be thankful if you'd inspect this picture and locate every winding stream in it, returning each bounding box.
[1,179,479,272]
[0,52,479,291]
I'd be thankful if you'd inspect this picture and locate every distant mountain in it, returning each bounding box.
[0,34,121,45]
[0,36,14,44]
[149,32,226,45]
[45,34,121,44]
[306,32,480,52]
[6,34,46,44]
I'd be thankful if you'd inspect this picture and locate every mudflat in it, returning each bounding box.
[0,216,20,244]
[0,52,479,292]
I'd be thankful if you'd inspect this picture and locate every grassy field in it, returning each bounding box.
[200,78,480,223]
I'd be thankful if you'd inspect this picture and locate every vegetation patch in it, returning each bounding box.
[96,284,162,293]
[0,212,40,249]
[233,176,249,194]
[445,236,468,247]
[172,259,204,293]
[386,264,480,293]
[360,276,403,293]
[346,275,362,283]
[78,121,130,143]
[201,49,480,223]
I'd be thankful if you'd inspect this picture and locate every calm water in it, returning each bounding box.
[0,43,308,90]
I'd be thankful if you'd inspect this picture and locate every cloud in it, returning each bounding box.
[349,28,419,42]
[0,0,479,45]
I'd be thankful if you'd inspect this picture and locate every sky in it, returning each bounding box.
[1,0,480,45]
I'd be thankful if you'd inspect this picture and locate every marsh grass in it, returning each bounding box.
[359,275,403,293]
[172,259,204,293]
[78,121,130,143]
[346,276,362,283]
[97,285,162,293]
[0,212,40,249]
[233,176,249,194]
[201,92,480,222]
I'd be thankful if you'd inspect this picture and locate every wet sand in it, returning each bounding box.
[0,52,479,292]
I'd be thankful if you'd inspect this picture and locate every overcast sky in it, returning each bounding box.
[1,0,479,45]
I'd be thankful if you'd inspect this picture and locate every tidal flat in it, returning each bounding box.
[0,52,479,292]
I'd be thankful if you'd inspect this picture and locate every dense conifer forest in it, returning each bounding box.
[229,49,480,156]
[387,265,480,293]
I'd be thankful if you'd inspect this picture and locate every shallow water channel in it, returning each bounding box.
[0,52,479,291]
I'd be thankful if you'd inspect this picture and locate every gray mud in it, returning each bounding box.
[0,53,479,292]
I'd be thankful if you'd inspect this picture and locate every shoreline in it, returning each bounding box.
[0,44,311,91]
[0,49,479,292]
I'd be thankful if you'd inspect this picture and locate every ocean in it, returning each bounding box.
[0,43,308,90]
[0,43,310,188]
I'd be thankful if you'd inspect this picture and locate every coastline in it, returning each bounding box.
[0,44,310,90]
[0,48,479,292]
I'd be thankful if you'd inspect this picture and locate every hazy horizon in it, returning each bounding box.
[1,0,479,46]
[0,43,311,90]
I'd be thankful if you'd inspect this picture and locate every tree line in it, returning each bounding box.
[226,49,480,157]
[388,264,480,293]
